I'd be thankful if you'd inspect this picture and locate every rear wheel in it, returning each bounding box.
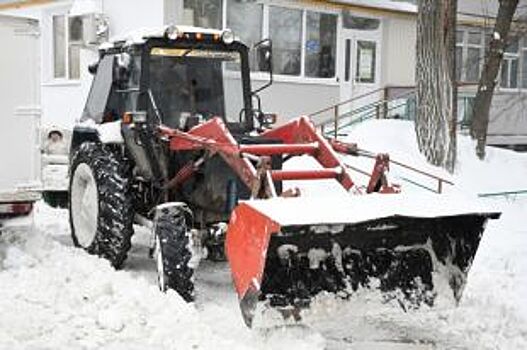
[154,205,195,302]
[69,142,134,268]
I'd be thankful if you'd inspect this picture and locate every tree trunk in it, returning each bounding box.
[470,0,519,159]
[415,0,457,172]
[447,0,458,171]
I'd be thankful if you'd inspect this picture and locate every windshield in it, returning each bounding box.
[148,47,245,129]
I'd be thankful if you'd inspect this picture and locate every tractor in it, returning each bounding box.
[68,25,499,327]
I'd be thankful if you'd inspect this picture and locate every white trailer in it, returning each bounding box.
[0,14,41,231]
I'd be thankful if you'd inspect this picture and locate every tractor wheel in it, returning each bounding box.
[154,205,195,302]
[69,142,134,268]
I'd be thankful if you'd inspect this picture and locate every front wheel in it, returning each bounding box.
[69,142,134,268]
[154,204,195,302]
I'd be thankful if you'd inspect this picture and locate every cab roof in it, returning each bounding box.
[99,25,239,51]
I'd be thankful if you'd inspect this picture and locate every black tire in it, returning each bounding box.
[154,205,195,302]
[69,142,134,268]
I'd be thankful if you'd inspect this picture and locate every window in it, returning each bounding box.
[355,41,376,83]
[183,0,222,29]
[342,12,380,30]
[501,37,519,88]
[344,39,351,82]
[269,6,302,76]
[52,15,82,80]
[182,1,337,79]
[53,16,66,78]
[455,30,463,81]
[456,29,485,83]
[227,0,263,70]
[305,12,337,78]
[522,39,527,89]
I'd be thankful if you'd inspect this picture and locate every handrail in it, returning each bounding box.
[315,89,417,128]
[308,86,385,118]
[478,190,527,198]
[350,148,454,194]
[320,96,415,134]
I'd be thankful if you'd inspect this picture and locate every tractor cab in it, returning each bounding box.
[82,26,273,135]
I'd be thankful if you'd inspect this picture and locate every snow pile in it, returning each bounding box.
[288,119,527,349]
[1,118,526,349]
[0,205,325,350]
[338,119,527,196]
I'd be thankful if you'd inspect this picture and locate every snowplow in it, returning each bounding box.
[68,25,500,327]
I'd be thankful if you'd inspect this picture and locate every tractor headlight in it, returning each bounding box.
[221,29,235,45]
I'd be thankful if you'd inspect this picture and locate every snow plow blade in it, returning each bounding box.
[225,195,500,327]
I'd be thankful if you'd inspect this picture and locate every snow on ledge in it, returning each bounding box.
[333,0,417,14]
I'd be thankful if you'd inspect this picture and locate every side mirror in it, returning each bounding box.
[256,41,272,72]
[88,61,99,75]
[252,39,273,95]
[113,52,131,87]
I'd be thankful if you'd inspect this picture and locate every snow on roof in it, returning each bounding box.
[333,0,417,14]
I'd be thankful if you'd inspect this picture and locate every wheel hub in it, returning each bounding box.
[71,163,99,248]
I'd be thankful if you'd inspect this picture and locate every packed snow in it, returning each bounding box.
[1,119,526,349]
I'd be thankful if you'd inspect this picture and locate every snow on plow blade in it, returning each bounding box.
[225,195,500,327]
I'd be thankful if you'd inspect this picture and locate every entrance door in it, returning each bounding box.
[339,15,382,116]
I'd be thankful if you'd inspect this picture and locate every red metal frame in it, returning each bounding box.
[158,116,398,196]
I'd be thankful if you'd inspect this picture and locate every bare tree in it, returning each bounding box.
[415,0,457,172]
[470,0,519,159]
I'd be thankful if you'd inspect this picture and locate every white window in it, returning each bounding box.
[269,6,302,76]
[466,31,483,82]
[522,39,527,89]
[226,0,263,71]
[342,12,380,31]
[455,29,484,83]
[52,14,81,80]
[305,11,337,78]
[501,37,519,89]
[178,1,337,79]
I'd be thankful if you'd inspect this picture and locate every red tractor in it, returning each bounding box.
[69,26,499,326]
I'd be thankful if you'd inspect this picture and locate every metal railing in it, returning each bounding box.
[310,87,478,140]
[312,88,416,138]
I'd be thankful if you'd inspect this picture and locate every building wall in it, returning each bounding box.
[2,0,419,131]
[257,79,340,124]
[487,92,527,145]
[103,0,164,36]
[3,0,165,130]
[381,15,416,87]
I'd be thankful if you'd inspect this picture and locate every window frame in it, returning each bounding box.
[500,37,520,90]
[521,40,527,89]
[456,26,527,91]
[456,28,485,83]
[51,12,82,82]
[221,0,339,85]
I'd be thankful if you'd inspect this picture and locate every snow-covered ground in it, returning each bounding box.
[1,119,526,349]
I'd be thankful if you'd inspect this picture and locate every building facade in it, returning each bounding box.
[0,0,417,130]
[1,0,525,148]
